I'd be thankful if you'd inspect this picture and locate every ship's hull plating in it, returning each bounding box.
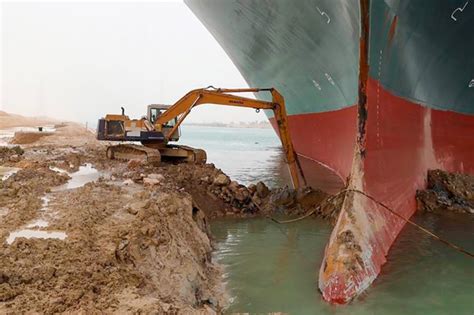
[185,0,474,303]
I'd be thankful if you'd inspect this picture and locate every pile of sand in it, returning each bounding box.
[10,131,54,144]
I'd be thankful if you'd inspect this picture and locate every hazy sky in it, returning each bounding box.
[0,0,266,124]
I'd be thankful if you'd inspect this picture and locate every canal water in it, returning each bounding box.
[180,125,474,314]
[180,125,291,187]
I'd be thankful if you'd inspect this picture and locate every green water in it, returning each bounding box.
[212,215,474,315]
[180,125,290,187]
[181,126,474,314]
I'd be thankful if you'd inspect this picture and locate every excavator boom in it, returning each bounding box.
[98,87,305,189]
[156,87,305,189]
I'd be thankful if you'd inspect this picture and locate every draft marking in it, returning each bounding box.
[312,79,322,91]
[452,1,469,21]
[316,6,331,24]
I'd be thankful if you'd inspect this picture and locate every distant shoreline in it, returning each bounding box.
[185,121,272,129]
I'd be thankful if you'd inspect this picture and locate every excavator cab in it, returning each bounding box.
[96,108,165,142]
[147,104,180,142]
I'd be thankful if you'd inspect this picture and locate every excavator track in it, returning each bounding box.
[106,144,161,165]
[174,145,207,164]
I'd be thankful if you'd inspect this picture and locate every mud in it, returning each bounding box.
[0,113,339,313]
[0,183,224,313]
[0,118,227,313]
[10,131,54,144]
[416,169,474,214]
[0,146,24,165]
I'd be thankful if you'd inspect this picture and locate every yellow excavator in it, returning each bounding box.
[97,87,305,189]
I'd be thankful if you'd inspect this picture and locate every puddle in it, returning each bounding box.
[53,163,100,191]
[4,164,100,245]
[0,129,15,146]
[6,229,67,245]
[26,219,49,228]
[0,166,20,181]
[49,166,69,174]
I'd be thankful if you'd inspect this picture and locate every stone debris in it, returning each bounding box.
[417,169,474,214]
[0,146,24,164]
[213,174,230,186]
[122,179,134,185]
[147,173,165,181]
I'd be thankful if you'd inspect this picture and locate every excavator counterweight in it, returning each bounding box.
[97,87,305,189]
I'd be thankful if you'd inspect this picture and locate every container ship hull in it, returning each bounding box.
[185,0,474,303]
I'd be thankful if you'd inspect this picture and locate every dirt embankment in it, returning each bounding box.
[9,123,96,147]
[417,169,474,214]
[0,142,227,313]
[1,184,223,313]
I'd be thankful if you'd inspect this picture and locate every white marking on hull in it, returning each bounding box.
[325,73,335,86]
[312,79,322,91]
[451,1,469,21]
[316,6,331,24]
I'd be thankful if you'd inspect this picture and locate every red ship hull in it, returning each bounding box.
[274,75,474,303]
[186,0,474,303]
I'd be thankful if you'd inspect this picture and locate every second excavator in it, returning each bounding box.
[97,87,305,189]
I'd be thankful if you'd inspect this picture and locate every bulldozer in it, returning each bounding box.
[96,87,305,189]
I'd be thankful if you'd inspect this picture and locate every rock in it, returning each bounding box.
[131,173,144,182]
[228,181,239,192]
[271,186,296,207]
[143,177,160,186]
[122,171,133,178]
[213,174,230,186]
[148,173,165,181]
[252,196,261,205]
[161,302,172,312]
[234,188,250,202]
[256,181,270,198]
[127,207,138,215]
[295,187,328,209]
[123,179,134,185]
[143,174,164,186]
[248,184,256,195]
[127,159,143,170]
[127,200,149,214]
[416,169,474,214]
[221,186,230,196]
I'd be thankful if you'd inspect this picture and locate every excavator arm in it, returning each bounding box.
[156,87,306,189]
